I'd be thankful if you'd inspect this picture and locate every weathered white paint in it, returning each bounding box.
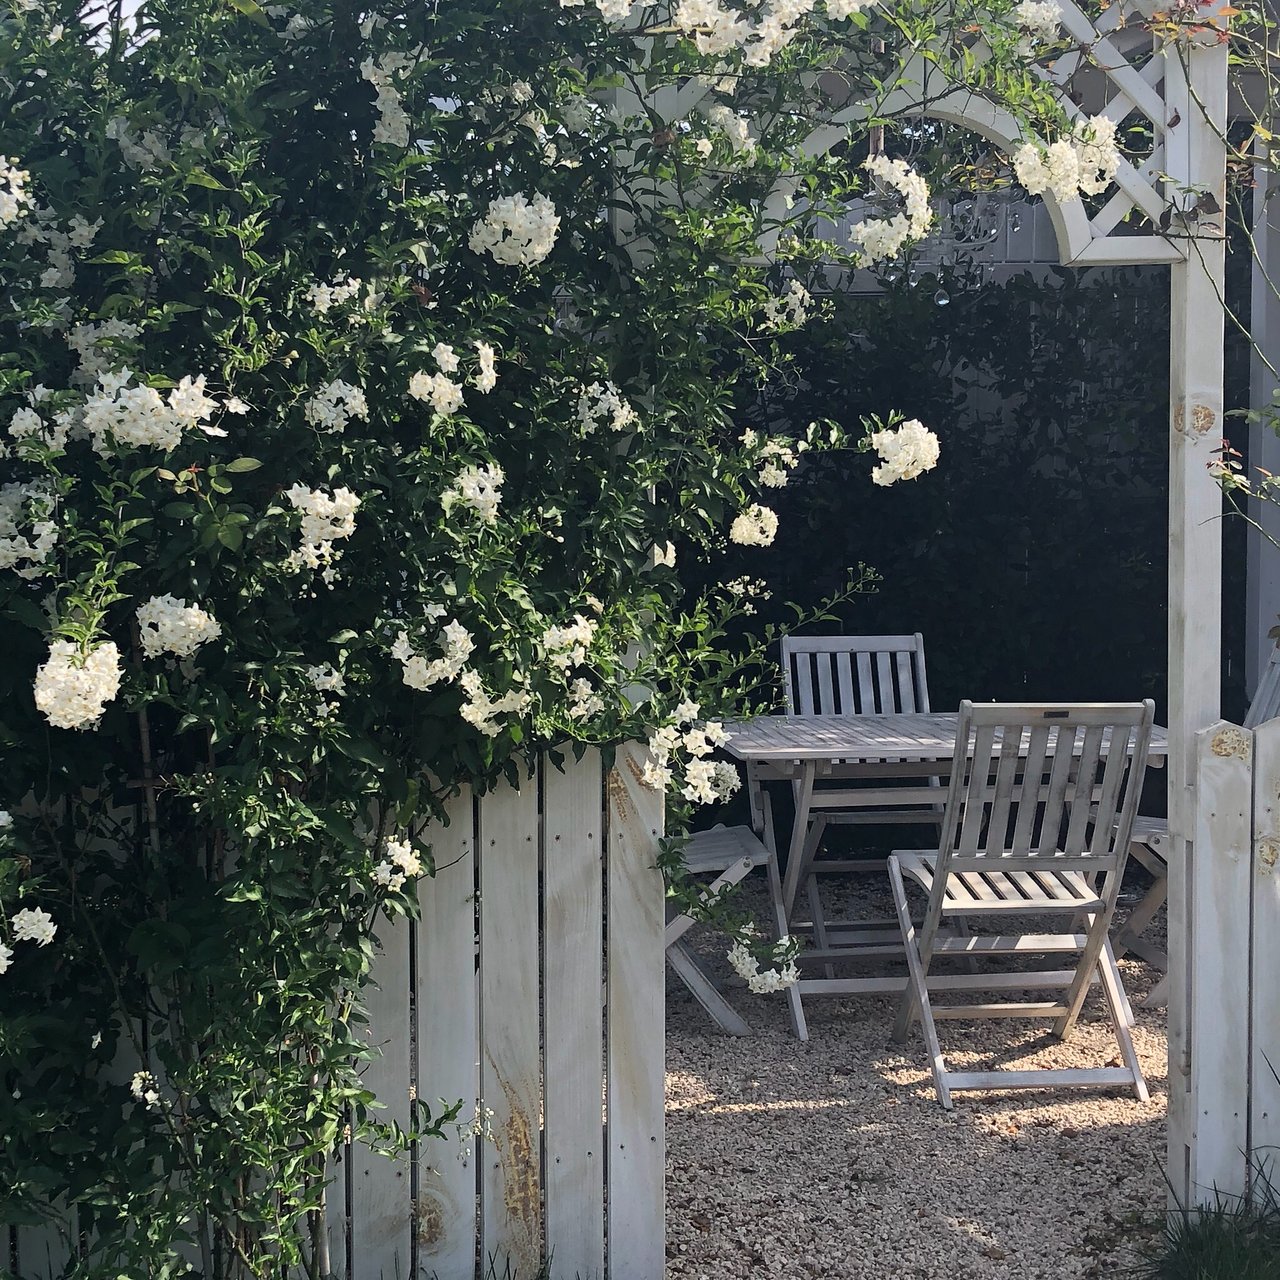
[606,744,666,1280]
[1250,719,1280,1182]
[1164,31,1229,1207]
[416,784,479,1279]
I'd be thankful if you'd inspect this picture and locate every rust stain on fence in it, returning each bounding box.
[1259,839,1280,873]
[1211,727,1251,761]
[495,1071,540,1246]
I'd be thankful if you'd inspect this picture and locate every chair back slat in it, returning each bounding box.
[936,702,1154,884]
[781,634,930,718]
[1245,646,1280,728]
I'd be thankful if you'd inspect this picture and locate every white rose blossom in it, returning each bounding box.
[869,418,940,485]
[34,639,123,730]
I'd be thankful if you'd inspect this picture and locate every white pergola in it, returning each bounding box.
[779,6,1243,1204]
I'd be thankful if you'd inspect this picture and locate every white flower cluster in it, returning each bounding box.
[675,0,860,65]
[106,117,171,170]
[459,669,532,736]
[304,275,367,314]
[469,192,560,268]
[409,371,464,417]
[724,574,772,615]
[826,0,872,15]
[869,419,940,486]
[284,484,360,573]
[851,154,934,264]
[542,613,597,669]
[744,431,806,488]
[1013,115,1120,202]
[559,0,632,22]
[568,677,605,720]
[393,620,475,690]
[642,702,739,803]
[305,378,368,433]
[11,906,56,947]
[1013,0,1061,40]
[474,341,498,393]
[762,278,811,330]
[82,370,220,454]
[577,381,638,434]
[67,318,140,386]
[136,595,221,659]
[654,541,677,569]
[16,206,100,292]
[9,398,70,456]
[0,482,58,579]
[704,104,756,156]
[442,463,504,524]
[305,662,346,694]
[727,927,800,993]
[34,639,123,730]
[361,54,414,148]
[373,838,423,893]
[729,503,779,547]
[130,1070,161,1108]
[0,157,32,229]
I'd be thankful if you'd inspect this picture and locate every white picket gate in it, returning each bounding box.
[1187,719,1280,1199]
[11,744,666,1280]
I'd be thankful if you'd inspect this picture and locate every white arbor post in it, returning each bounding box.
[1165,34,1229,1205]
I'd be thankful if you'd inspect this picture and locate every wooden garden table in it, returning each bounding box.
[723,712,1170,960]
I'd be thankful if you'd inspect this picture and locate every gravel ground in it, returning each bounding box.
[665,875,1167,1280]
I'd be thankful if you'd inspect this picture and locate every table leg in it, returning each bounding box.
[781,761,817,922]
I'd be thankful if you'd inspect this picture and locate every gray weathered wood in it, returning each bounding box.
[543,751,606,1279]
[606,744,665,1280]
[478,767,542,1276]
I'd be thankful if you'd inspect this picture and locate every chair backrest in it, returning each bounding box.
[933,700,1155,883]
[780,633,930,716]
[1245,645,1280,729]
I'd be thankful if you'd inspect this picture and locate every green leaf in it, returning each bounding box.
[225,0,271,24]
[185,168,229,191]
[225,457,263,473]
[216,524,244,551]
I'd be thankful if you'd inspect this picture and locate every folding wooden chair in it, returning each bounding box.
[665,824,774,1036]
[1115,646,1280,981]
[888,700,1155,1109]
[780,634,943,960]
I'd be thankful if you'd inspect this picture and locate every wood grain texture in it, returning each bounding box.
[478,767,542,1276]
[543,750,606,1280]
[605,744,666,1280]
[1250,719,1280,1187]
[417,786,479,1280]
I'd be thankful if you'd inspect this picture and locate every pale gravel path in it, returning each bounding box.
[665,881,1166,1280]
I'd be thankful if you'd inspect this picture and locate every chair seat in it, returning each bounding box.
[681,824,771,875]
[893,851,1106,914]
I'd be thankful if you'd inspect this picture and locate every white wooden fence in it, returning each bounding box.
[11,744,666,1280]
[1188,719,1280,1200]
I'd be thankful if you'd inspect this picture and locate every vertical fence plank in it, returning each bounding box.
[605,744,665,1280]
[479,767,542,1276]
[1251,719,1280,1180]
[417,786,479,1279]
[1190,722,1253,1197]
[15,1213,74,1280]
[350,905,413,1278]
[543,749,606,1280]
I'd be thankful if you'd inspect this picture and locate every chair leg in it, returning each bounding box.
[1112,875,1169,966]
[666,941,753,1036]
[763,812,808,1041]
[1093,941,1149,1102]
[889,859,951,1108]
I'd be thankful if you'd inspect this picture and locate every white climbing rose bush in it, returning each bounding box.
[0,0,1095,1273]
